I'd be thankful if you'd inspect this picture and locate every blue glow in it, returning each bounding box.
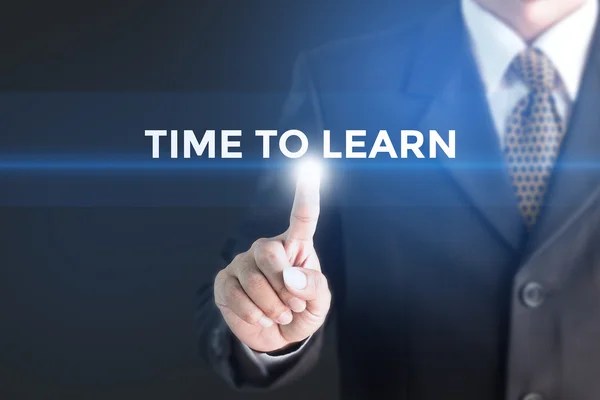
[0,160,272,170]
[0,159,600,171]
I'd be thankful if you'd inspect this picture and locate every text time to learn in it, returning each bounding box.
[145,129,455,159]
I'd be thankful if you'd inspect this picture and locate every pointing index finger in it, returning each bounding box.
[288,160,322,241]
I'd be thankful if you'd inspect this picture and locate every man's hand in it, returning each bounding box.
[214,166,331,353]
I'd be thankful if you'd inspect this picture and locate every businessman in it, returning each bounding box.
[197,0,600,399]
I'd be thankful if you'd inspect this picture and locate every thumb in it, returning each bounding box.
[284,267,309,290]
[283,266,330,315]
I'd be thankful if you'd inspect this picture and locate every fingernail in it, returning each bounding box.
[283,267,307,290]
[288,297,307,313]
[277,310,293,325]
[258,316,273,328]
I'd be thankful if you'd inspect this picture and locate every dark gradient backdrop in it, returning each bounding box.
[0,0,448,399]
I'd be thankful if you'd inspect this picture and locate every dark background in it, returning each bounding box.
[0,0,449,398]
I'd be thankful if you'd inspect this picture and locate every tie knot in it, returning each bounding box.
[511,48,558,92]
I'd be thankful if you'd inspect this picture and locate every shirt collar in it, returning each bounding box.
[462,0,599,99]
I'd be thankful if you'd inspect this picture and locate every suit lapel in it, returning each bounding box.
[405,5,526,251]
[524,27,600,259]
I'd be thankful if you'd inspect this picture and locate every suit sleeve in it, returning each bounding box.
[195,52,345,390]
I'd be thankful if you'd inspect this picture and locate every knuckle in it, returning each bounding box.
[251,238,267,250]
[227,253,247,275]
[225,284,246,304]
[254,241,281,267]
[292,214,316,224]
[213,270,231,298]
[263,302,287,318]
[230,252,257,278]
[231,251,248,266]
[259,240,280,253]
[214,269,226,286]
[239,308,262,324]
[275,285,293,300]
[244,271,269,293]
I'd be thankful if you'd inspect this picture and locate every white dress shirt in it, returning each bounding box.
[463,0,598,143]
[239,0,599,374]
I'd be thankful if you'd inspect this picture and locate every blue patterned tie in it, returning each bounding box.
[504,48,566,228]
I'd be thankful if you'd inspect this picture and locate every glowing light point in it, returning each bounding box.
[295,158,323,189]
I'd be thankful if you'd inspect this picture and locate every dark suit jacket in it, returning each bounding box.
[197,3,600,399]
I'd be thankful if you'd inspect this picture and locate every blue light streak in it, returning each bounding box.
[0,159,600,172]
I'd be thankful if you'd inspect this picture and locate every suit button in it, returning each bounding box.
[521,282,545,308]
[522,393,543,400]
